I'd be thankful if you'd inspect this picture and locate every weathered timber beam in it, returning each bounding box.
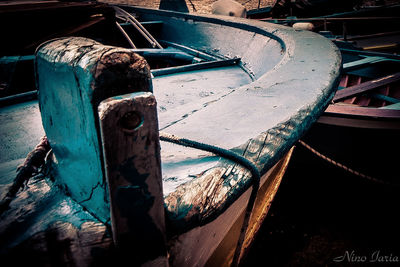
[98,92,168,266]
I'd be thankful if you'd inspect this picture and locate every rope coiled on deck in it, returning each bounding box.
[159,132,260,266]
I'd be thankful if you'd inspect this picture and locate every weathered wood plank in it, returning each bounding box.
[325,104,400,118]
[333,72,400,102]
[98,92,168,266]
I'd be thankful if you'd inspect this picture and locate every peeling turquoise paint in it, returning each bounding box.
[36,40,110,222]
[35,38,152,223]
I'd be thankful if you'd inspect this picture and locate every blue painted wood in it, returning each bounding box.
[381,102,400,110]
[0,55,35,64]
[371,93,400,104]
[36,37,152,223]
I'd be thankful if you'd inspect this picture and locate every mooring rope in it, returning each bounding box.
[159,132,260,266]
[298,139,398,186]
[0,136,51,216]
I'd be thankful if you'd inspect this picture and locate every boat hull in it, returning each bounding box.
[205,147,294,266]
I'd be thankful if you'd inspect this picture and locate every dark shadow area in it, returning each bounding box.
[243,143,400,266]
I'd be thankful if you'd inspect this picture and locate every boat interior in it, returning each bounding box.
[1,2,286,198]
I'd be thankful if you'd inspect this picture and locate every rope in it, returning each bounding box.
[0,136,51,216]
[159,132,260,266]
[298,140,398,186]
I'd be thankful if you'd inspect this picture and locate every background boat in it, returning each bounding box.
[244,0,399,184]
[248,0,400,54]
[300,46,400,185]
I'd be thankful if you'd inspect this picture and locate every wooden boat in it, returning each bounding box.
[0,2,341,266]
[247,1,400,54]
[300,47,400,184]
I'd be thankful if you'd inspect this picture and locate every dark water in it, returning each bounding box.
[242,143,400,266]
